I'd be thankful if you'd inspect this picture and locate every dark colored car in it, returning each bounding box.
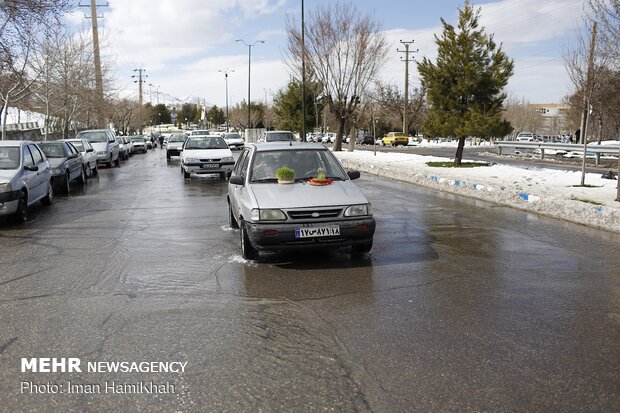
[166,133,188,159]
[38,141,85,194]
[356,132,375,145]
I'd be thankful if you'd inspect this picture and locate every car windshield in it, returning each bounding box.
[168,135,187,143]
[78,131,108,143]
[184,137,228,150]
[131,137,145,142]
[0,147,20,170]
[266,133,295,142]
[69,142,84,151]
[39,143,66,158]
[225,134,242,140]
[250,149,347,183]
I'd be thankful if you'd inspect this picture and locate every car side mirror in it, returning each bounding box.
[87,148,94,153]
[69,153,79,158]
[229,175,244,185]
[24,165,38,172]
[347,170,361,180]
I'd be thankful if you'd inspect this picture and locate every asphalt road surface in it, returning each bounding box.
[1,148,619,412]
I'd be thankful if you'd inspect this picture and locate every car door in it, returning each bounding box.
[23,144,43,201]
[107,131,120,159]
[66,143,81,180]
[83,140,96,169]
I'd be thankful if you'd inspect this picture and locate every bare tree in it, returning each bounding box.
[286,1,388,151]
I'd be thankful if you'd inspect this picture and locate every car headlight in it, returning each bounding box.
[0,182,12,193]
[184,158,199,163]
[251,209,287,221]
[344,204,371,217]
[52,168,62,175]
[222,157,234,162]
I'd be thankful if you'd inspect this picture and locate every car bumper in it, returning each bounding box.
[183,162,234,174]
[245,217,375,251]
[96,152,111,161]
[0,190,21,215]
[167,148,182,156]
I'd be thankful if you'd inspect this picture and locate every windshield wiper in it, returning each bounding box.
[251,178,279,183]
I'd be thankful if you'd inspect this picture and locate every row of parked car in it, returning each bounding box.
[0,129,157,223]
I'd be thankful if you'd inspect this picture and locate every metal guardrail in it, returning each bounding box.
[497,141,619,166]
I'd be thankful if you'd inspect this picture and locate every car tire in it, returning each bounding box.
[14,191,28,223]
[352,241,372,255]
[106,153,113,168]
[92,165,98,177]
[63,172,71,194]
[184,169,190,179]
[41,181,54,206]
[229,204,239,229]
[114,156,120,167]
[240,222,257,261]
[167,152,171,159]
[78,166,86,184]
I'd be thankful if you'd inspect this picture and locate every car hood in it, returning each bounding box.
[182,149,232,159]
[249,180,369,209]
[0,169,17,183]
[91,142,109,151]
[47,158,68,168]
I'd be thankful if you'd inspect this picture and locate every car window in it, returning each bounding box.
[250,149,346,182]
[39,143,66,158]
[265,132,294,142]
[184,137,228,150]
[169,134,187,143]
[234,150,249,176]
[0,146,21,169]
[28,144,44,164]
[71,141,85,152]
[78,131,107,143]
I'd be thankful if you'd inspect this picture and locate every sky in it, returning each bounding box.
[65,0,588,108]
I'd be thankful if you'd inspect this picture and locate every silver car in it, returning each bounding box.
[166,133,187,159]
[223,132,244,150]
[64,138,98,177]
[76,129,120,167]
[0,140,54,222]
[227,142,375,260]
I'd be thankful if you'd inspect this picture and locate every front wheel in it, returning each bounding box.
[114,156,120,167]
[240,222,258,261]
[62,172,70,194]
[41,181,54,206]
[14,192,28,223]
[352,241,373,255]
[78,167,86,184]
[183,169,190,179]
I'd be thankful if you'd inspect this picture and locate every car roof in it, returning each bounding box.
[187,134,223,138]
[0,140,32,146]
[250,142,326,152]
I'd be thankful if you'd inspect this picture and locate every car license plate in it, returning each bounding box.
[201,164,218,169]
[295,225,340,238]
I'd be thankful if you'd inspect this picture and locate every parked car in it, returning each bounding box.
[38,141,85,194]
[130,136,148,153]
[64,138,98,178]
[258,130,297,143]
[516,132,535,142]
[356,132,375,145]
[180,135,235,180]
[321,132,336,143]
[166,133,187,159]
[223,132,245,150]
[76,129,120,167]
[145,136,154,150]
[227,142,375,260]
[0,140,54,222]
[116,137,131,160]
[123,136,134,157]
[382,132,408,146]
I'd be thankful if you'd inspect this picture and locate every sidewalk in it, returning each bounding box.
[334,149,620,234]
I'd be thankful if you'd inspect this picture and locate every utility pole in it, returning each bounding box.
[81,1,108,128]
[219,69,234,132]
[301,0,307,142]
[397,40,418,136]
[580,22,597,187]
[132,69,147,106]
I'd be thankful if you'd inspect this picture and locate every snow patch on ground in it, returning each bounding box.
[335,150,620,234]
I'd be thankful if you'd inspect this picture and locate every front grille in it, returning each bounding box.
[199,158,221,162]
[287,208,343,220]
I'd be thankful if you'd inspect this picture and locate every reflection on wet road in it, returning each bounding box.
[1,149,619,412]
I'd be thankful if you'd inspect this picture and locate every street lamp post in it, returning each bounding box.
[236,39,265,131]
[219,69,234,132]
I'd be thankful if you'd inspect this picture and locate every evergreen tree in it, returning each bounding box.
[207,105,225,127]
[272,78,319,136]
[417,3,513,165]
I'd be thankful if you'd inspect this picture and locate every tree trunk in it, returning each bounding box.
[454,137,466,166]
[333,116,346,151]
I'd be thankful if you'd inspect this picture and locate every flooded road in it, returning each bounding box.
[1,148,619,412]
